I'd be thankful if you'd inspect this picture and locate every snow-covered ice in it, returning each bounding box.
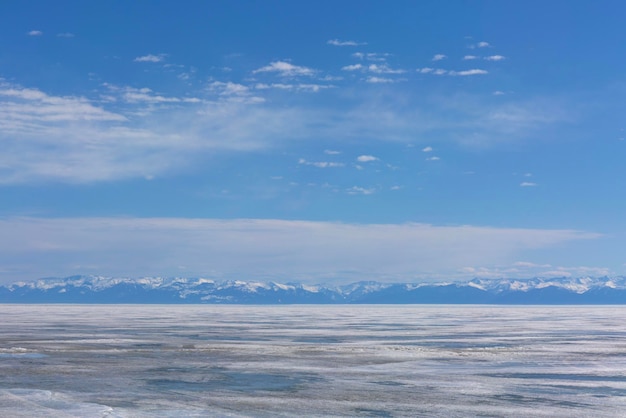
[1,305,626,417]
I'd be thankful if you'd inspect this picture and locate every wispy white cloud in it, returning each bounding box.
[0,217,600,282]
[463,55,478,60]
[0,85,126,122]
[418,68,487,76]
[369,53,390,61]
[352,52,390,61]
[324,149,341,155]
[0,84,169,183]
[513,261,552,268]
[347,186,376,195]
[0,76,569,184]
[255,83,333,93]
[342,64,364,71]
[327,39,367,46]
[448,69,488,76]
[253,61,315,77]
[27,30,43,36]
[255,83,286,90]
[296,83,334,92]
[366,76,397,83]
[426,156,440,161]
[432,54,447,61]
[468,99,570,144]
[56,32,75,38]
[123,89,183,103]
[203,81,265,104]
[0,81,322,183]
[520,182,537,187]
[463,262,611,280]
[468,41,491,49]
[209,81,250,96]
[320,75,343,81]
[114,85,201,104]
[485,55,506,61]
[134,54,166,63]
[422,146,433,152]
[539,266,612,278]
[368,64,405,74]
[356,155,379,162]
[298,158,344,168]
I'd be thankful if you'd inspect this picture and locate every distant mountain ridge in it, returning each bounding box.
[2,275,626,304]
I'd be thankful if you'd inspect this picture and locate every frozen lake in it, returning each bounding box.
[1,305,626,417]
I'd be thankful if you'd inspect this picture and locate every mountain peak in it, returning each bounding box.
[2,275,626,304]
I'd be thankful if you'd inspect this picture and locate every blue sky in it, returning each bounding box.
[0,1,625,283]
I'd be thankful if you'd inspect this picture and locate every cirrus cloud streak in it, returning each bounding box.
[0,80,571,184]
[0,217,601,283]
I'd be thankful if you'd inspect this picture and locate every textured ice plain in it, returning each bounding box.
[1,306,626,417]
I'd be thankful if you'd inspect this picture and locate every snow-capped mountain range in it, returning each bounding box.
[2,275,626,304]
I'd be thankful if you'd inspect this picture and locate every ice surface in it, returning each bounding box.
[1,305,626,416]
